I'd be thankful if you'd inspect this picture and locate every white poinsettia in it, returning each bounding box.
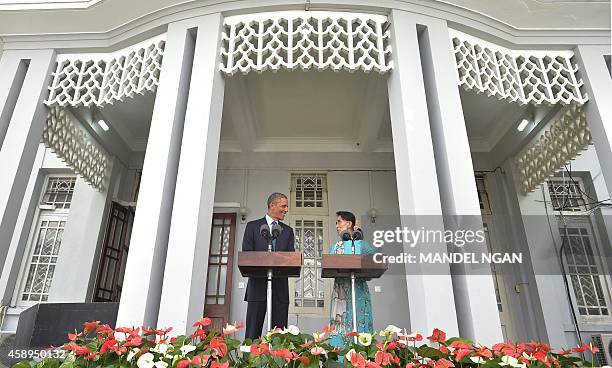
[179,344,196,356]
[127,348,140,362]
[357,332,372,346]
[285,325,300,335]
[136,352,155,368]
[151,343,168,354]
[499,355,526,368]
[470,356,485,364]
[153,361,168,368]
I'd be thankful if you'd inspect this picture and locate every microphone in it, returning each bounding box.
[260,224,271,240]
[271,223,283,239]
[352,229,363,241]
[340,231,352,242]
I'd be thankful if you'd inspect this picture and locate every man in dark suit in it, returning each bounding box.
[242,192,295,339]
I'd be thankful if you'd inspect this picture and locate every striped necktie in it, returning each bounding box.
[271,221,278,251]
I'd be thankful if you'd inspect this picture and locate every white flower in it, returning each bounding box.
[151,344,168,355]
[136,352,155,368]
[239,345,251,353]
[179,344,196,356]
[285,325,300,335]
[384,325,401,334]
[127,348,140,362]
[153,361,168,368]
[345,349,357,362]
[310,347,327,356]
[357,333,372,346]
[499,355,526,368]
[470,356,485,364]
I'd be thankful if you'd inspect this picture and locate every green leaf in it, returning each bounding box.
[12,361,32,368]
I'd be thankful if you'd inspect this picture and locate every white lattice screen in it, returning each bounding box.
[450,29,588,106]
[221,11,391,75]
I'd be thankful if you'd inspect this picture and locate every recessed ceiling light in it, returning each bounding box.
[97,119,109,131]
[517,118,529,132]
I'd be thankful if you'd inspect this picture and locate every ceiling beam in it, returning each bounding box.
[356,74,388,153]
[224,75,258,152]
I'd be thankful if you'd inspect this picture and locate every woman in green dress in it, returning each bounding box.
[328,211,375,349]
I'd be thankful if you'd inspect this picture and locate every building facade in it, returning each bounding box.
[0,0,610,356]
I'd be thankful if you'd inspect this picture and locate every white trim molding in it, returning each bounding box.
[516,105,592,194]
[450,29,588,106]
[45,35,166,107]
[43,106,110,190]
[0,0,101,10]
[220,11,392,75]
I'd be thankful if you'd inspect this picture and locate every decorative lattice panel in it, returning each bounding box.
[221,11,392,75]
[450,30,587,106]
[45,36,165,107]
[43,106,110,190]
[517,105,592,193]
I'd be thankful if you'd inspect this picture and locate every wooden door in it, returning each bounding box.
[93,202,134,302]
[203,213,236,331]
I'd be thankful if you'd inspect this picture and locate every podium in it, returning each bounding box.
[321,253,387,341]
[237,251,302,332]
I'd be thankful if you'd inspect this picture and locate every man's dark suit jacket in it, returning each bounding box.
[242,217,295,303]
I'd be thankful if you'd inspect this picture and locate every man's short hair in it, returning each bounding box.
[267,192,288,208]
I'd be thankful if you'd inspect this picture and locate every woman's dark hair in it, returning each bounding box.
[336,211,356,229]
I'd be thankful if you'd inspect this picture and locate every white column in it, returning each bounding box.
[115,22,198,329]
[156,13,225,334]
[387,9,459,337]
[575,45,612,195]
[417,17,503,344]
[0,49,55,277]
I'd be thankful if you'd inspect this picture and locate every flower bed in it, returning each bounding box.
[13,317,599,368]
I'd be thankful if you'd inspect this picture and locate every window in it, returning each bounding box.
[475,174,492,215]
[547,176,611,319]
[18,176,76,304]
[289,173,330,315]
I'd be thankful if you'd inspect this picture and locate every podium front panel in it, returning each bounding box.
[238,251,302,278]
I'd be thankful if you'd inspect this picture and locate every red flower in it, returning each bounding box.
[123,335,143,347]
[96,324,114,336]
[428,329,446,344]
[346,331,360,337]
[193,317,212,328]
[475,346,493,359]
[210,337,228,357]
[250,343,270,355]
[210,361,229,368]
[83,321,100,334]
[177,359,191,368]
[349,351,367,368]
[434,358,455,368]
[271,348,293,362]
[64,342,92,356]
[99,338,118,353]
[192,354,210,366]
[67,333,79,341]
[298,356,310,365]
[450,340,473,362]
[84,352,98,360]
[375,350,398,366]
[300,340,313,348]
[572,343,599,354]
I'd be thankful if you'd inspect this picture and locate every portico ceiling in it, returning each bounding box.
[96,69,526,154]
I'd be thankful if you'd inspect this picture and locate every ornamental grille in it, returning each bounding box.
[547,179,588,212]
[21,219,65,302]
[221,12,391,75]
[559,225,609,316]
[450,30,587,106]
[517,105,592,193]
[42,177,76,209]
[43,107,110,190]
[291,173,327,208]
[293,219,326,308]
[45,37,165,107]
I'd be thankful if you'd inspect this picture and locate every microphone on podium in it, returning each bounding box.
[260,224,271,240]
